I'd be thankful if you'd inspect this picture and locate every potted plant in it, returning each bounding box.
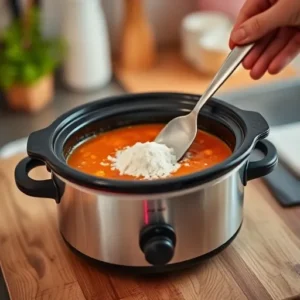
[0,5,65,113]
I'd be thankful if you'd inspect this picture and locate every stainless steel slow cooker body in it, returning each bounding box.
[15,92,278,273]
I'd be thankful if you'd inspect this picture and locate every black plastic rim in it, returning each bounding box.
[26,92,270,194]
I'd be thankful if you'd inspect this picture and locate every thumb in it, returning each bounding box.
[230,2,299,44]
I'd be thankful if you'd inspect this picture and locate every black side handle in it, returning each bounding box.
[14,157,58,202]
[240,110,270,141]
[246,140,278,181]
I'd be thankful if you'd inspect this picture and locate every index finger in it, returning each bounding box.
[229,0,271,49]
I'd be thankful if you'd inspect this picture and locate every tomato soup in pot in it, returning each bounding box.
[67,124,232,180]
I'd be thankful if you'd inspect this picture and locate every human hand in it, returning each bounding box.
[229,0,300,79]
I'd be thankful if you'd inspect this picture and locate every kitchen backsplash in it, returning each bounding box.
[0,0,197,54]
[0,0,10,30]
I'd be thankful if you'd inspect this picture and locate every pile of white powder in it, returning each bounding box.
[106,142,181,179]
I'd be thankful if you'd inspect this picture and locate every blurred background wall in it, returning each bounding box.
[0,0,198,54]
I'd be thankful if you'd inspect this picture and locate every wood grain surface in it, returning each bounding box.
[115,47,296,94]
[1,154,300,300]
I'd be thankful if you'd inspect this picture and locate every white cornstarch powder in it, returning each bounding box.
[106,142,181,179]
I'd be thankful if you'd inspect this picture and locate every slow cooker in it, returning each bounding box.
[14,92,278,273]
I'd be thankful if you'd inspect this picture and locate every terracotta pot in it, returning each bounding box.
[5,74,54,113]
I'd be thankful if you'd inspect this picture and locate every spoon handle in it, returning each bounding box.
[193,43,255,114]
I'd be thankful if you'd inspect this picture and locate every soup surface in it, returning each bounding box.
[67,124,232,180]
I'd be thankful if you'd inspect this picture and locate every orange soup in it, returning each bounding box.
[67,124,232,180]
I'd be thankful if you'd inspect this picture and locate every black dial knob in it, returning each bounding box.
[139,224,176,266]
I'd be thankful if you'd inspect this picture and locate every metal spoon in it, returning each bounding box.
[154,43,255,161]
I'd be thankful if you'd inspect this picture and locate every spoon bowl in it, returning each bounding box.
[154,43,254,161]
[155,112,198,161]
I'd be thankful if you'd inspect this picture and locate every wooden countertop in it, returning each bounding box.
[115,48,297,95]
[1,154,300,300]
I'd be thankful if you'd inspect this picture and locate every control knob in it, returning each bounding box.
[139,224,176,266]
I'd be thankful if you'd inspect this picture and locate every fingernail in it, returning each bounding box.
[231,27,247,43]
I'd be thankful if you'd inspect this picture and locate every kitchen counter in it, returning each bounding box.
[0,79,124,299]
[1,154,300,300]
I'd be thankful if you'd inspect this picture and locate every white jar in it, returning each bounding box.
[61,0,112,91]
[180,12,232,66]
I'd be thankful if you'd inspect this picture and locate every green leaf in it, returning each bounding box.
[0,64,18,89]
[21,63,39,84]
[3,43,24,62]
